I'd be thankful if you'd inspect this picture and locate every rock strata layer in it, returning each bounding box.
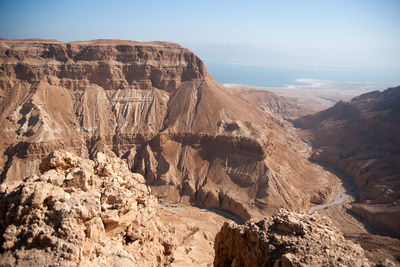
[229,87,318,120]
[0,150,175,266]
[0,39,336,220]
[214,209,370,267]
[296,86,400,236]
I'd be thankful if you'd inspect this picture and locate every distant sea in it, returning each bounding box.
[203,61,400,88]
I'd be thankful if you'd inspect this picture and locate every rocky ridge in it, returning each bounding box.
[214,209,370,267]
[0,39,337,220]
[0,150,175,266]
[230,87,319,120]
[0,150,376,266]
[295,86,400,236]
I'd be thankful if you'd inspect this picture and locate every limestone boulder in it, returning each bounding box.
[214,209,370,267]
[0,150,176,266]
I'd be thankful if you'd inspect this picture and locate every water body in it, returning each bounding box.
[204,61,400,88]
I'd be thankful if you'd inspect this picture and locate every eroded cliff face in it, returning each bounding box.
[0,150,175,266]
[0,39,206,143]
[214,209,370,267]
[295,86,400,236]
[0,39,336,220]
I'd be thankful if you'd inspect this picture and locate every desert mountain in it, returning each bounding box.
[0,39,337,221]
[296,86,400,236]
[229,87,319,120]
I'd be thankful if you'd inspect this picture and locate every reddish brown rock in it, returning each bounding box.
[296,86,400,236]
[229,87,319,120]
[0,39,337,221]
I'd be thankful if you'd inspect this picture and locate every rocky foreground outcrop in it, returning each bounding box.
[0,150,175,266]
[296,86,400,236]
[0,39,337,220]
[214,209,370,267]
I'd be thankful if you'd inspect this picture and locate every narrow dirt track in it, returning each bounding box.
[307,162,358,215]
[307,161,400,265]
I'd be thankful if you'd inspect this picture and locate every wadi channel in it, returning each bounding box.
[0,39,399,266]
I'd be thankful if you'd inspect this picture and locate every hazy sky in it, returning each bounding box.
[1,0,399,71]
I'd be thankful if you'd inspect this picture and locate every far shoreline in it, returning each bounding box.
[224,79,400,111]
[223,79,400,92]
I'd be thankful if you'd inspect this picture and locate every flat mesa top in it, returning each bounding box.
[0,38,183,49]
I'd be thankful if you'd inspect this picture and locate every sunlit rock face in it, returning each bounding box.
[0,150,176,266]
[296,86,400,235]
[214,209,370,267]
[0,39,336,220]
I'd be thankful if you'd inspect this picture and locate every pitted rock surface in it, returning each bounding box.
[214,209,370,267]
[0,150,175,266]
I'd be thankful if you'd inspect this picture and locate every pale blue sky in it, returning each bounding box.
[1,0,399,72]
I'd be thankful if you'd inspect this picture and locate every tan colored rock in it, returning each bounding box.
[214,209,370,267]
[229,87,319,120]
[0,150,175,266]
[85,217,106,242]
[296,86,400,235]
[39,150,80,172]
[0,38,337,224]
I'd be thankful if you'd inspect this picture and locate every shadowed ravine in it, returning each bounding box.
[307,161,358,215]
[305,160,400,263]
